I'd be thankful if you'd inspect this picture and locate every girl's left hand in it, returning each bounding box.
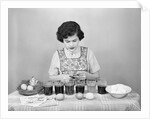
[76,71,90,80]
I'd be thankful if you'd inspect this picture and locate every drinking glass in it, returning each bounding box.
[86,80,96,93]
[65,80,75,95]
[75,80,85,94]
[43,81,53,95]
[97,79,107,94]
[54,81,64,94]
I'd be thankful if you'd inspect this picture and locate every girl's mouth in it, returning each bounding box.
[69,47,75,50]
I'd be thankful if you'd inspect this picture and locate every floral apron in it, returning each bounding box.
[57,46,88,76]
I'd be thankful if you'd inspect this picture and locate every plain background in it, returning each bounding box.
[8,8,141,100]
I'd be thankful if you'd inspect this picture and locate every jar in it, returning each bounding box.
[65,80,75,95]
[97,80,107,94]
[43,81,53,95]
[86,80,96,93]
[54,81,64,94]
[75,80,85,94]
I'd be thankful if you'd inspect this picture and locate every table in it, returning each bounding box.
[8,90,140,111]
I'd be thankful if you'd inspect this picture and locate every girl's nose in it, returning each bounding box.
[70,42,74,46]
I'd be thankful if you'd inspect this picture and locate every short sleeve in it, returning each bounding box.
[87,48,101,73]
[48,51,60,75]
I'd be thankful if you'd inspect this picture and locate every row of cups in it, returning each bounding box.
[43,79,107,95]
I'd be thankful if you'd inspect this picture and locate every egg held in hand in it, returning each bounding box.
[21,84,27,90]
[76,93,83,100]
[27,85,34,91]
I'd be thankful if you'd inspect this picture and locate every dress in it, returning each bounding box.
[48,46,100,76]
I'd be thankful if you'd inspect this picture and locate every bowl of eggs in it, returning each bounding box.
[106,84,132,98]
[17,76,43,96]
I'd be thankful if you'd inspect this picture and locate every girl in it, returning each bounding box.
[48,21,100,83]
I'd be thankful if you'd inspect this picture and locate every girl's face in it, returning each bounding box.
[63,34,80,52]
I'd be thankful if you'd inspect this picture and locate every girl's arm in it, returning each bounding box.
[49,74,71,83]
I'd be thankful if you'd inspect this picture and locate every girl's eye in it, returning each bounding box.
[65,40,70,43]
[73,39,77,42]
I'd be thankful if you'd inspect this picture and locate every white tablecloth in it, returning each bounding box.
[8,91,140,111]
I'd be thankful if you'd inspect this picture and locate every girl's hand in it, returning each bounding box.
[76,71,89,80]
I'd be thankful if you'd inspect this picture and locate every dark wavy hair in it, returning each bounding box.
[56,21,84,43]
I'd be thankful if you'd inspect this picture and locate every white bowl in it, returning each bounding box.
[106,84,132,98]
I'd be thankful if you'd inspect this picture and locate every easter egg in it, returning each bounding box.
[56,94,64,101]
[21,84,27,90]
[85,93,94,100]
[76,93,83,100]
[27,85,34,91]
